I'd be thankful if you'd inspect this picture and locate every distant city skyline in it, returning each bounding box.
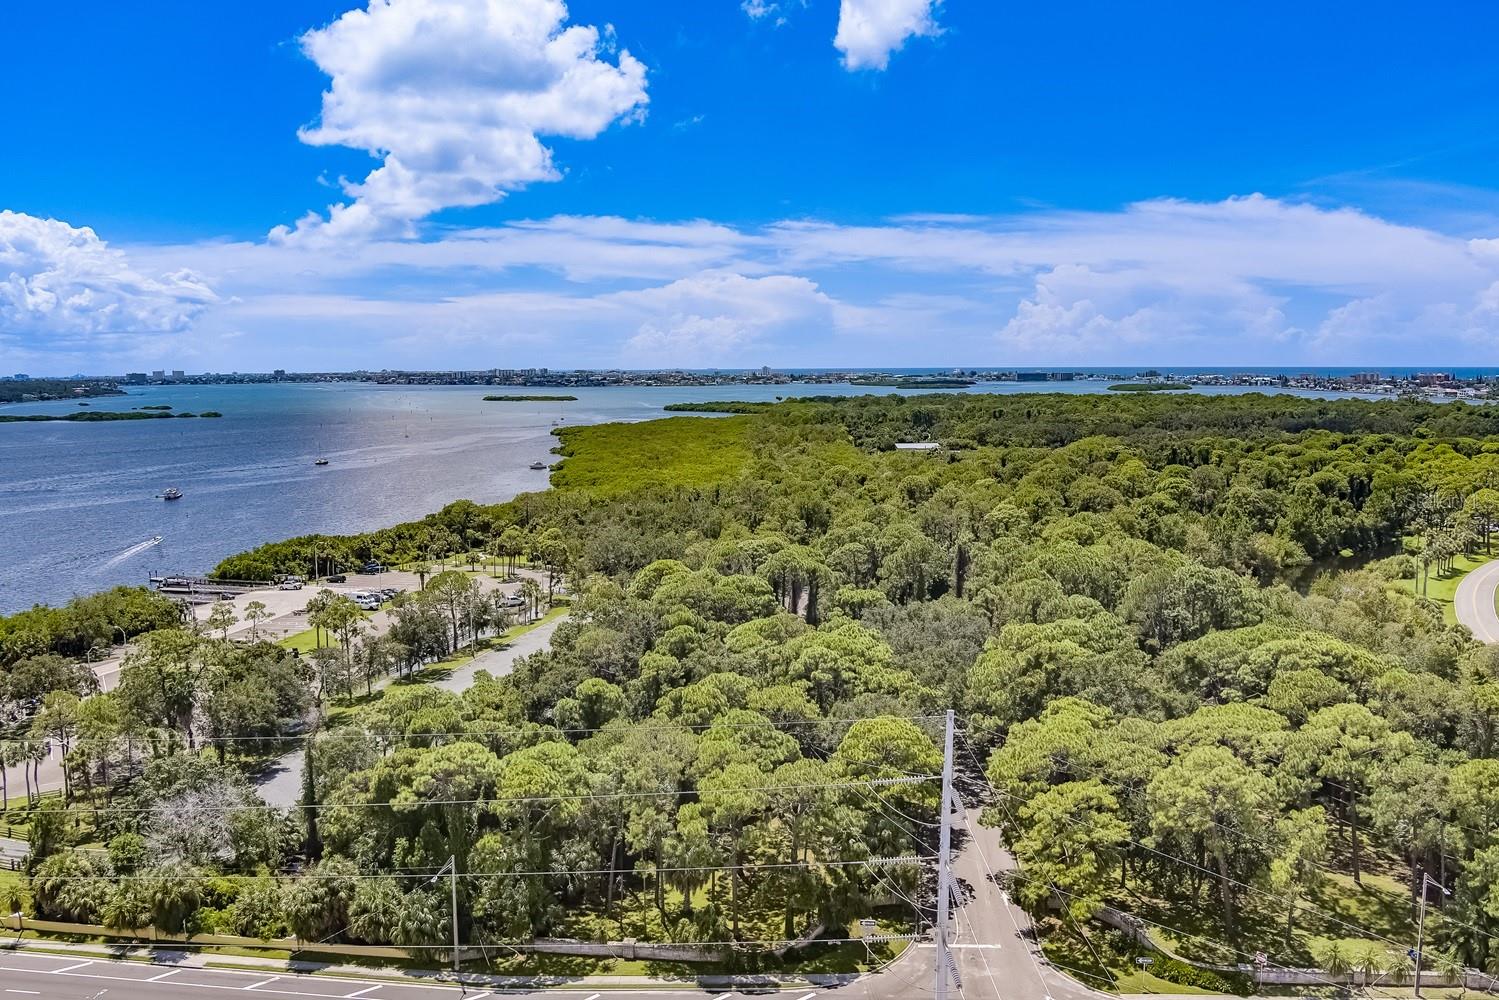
[6,1,1499,372]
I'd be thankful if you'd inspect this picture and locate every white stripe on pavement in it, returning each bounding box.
[712,994,733,1000]
[583,994,602,1000]
[5,991,41,995]
[798,993,818,1000]
[52,962,92,974]
[343,988,381,998]
[0,966,362,1000]
[148,968,183,980]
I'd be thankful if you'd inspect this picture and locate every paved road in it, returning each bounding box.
[925,800,1104,1000]
[0,948,900,1000]
[256,614,569,808]
[0,792,1100,1000]
[432,614,566,693]
[1455,558,1499,643]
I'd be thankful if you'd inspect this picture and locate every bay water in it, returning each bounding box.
[0,378,1391,611]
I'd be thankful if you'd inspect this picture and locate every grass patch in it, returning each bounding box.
[277,628,322,653]
[550,416,753,496]
[1397,549,1496,624]
[1112,968,1218,993]
[1125,858,1417,973]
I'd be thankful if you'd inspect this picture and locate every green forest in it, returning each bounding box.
[7,391,1499,986]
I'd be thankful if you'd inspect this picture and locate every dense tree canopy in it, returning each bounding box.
[15,391,1499,975]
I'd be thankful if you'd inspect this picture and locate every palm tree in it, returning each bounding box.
[2,882,24,925]
[0,740,17,811]
[411,561,432,591]
[1319,941,1351,984]
[1432,949,1467,992]
[519,579,544,622]
[1388,947,1415,985]
[1352,944,1386,988]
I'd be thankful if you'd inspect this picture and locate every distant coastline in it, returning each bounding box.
[4,366,1497,401]
[482,394,577,401]
[0,378,124,405]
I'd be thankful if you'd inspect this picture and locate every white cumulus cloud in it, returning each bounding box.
[618,271,834,366]
[0,210,216,357]
[273,0,648,244]
[834,0,941,71]
[101,194,1499,369]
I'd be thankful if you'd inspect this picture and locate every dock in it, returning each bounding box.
[148,574,270,604]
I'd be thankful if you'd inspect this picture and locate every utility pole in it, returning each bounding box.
[1413,871,1450,997]
[431,855,461,974]
[934,709,956,1000]
[449,855,460,974]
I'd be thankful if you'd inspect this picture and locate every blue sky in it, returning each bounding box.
[6,0,1499,372]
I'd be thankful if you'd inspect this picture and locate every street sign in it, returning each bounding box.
[1135,957,1154,968]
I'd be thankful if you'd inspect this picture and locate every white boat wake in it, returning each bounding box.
[100,535,163,569]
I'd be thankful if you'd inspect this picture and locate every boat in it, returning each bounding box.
[158,488,183,501]
[529,461,547,470]
[314,458,329,466]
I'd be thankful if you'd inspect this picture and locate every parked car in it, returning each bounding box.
[279,580,303,591]
[499,595,525,608]
[362,562,384,574]
[326,573,347,583]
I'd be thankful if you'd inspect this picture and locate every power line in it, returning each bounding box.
[16,774,938,816]
[1001,864,1403,999]
[24,854,934,883]
[1,712,950,749]
[954,727,1421,959]
[1020,743,1499,954]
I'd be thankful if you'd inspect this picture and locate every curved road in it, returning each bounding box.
[255,614,568,808]
[1454,558,1499,643]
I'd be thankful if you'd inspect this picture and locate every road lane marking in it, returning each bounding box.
[712,994,733,1000]
[244,977,279,990]
[0,968,363,1000]
[147,969,181,981]
[53,962,93,973]
[343,988,380,998]
[798,993,817,1000]
[584,994,602,1000]
[466,993,491,1000]
[6,990,41,995]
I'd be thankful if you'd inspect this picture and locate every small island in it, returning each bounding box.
[483,394,578,402]
[0,410,223,424]
[1107,381,1192,392]
[664,401,776,413]
[847,376,975,388]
